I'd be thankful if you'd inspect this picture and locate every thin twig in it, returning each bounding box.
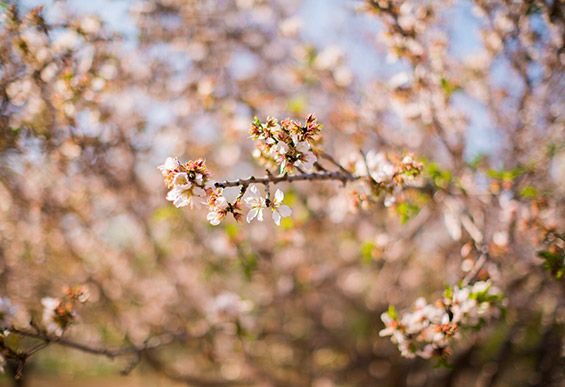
[320,151,352,176]
[214,170,359,189]
[462,253,488,286]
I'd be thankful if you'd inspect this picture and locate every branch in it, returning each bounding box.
[213,170,359,189]
[4,327,185,359]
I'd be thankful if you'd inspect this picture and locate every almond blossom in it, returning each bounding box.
[380,281,504,360]
[160,158,208,208]
[245,184,267,223]
[271,189,292,225]
[41,297,72,336]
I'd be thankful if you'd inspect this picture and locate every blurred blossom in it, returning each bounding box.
[0,297,16,328]
[207,292,253,323]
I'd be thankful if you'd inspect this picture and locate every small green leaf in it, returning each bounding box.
[387,305,397,320]
[360,241,375,265]
[224,223,239,239]
[395,202,420,224]
[287,95,307,115]
[519,186,538,199]
[440,78,461,98]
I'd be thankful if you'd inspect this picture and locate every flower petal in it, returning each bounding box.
[274,189,284,204]
[272,210,281,225]
[278,205,292,217]
[246,208,258,223]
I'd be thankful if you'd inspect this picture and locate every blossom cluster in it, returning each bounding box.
[160,115,424,226]
[379,281,504,360]
[245,185,292,226]
[250,114,321,174]
[159,157,210,208]
[159,156,293,226]
[41,286,89,336]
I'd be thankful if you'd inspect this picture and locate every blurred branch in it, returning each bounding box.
[4,328,186,359]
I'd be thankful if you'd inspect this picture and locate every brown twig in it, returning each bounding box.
[214,170,360,189]
[4,327,185,359]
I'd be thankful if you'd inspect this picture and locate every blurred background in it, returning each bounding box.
[0,0,563,386]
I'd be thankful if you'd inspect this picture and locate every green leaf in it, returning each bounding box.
[152,206,180,221]
[253,116,262,127]
[538,250,565,279]
[387,305,398,320]
[360,241,375,265]
[224,223,239,239]
[287,95,307,115]
[440,78,461,98]
[395,202,420,224]
[425,161,452,189]
[519,186,538,199]
[468,154,486,170]
[444,286,453,300]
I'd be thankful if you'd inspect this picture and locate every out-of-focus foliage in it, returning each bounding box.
[0,0,564,386]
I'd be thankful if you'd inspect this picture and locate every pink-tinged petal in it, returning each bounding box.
[277,205,292,217]
[296,141,309,153]
[272,210,281,225]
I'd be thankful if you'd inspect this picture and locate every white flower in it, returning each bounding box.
[158,157,179,176]
[244,185,266,223]
[166,183,193,208]
[294,141,317,171]
[366,151,395,182]
[271,189,292,225]
[41,297,64,336]
[207,196,229,225]
[0,353,5,374]
[0,297,16,328]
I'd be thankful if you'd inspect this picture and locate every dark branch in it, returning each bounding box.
[214,170,359,189]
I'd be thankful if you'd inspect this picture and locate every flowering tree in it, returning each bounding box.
[0,0,563,386]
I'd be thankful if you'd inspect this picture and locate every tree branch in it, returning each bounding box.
[4,327,185,359]
[213,170,359,189]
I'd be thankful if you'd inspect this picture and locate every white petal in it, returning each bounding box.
[296,141,309,152]
[193,187,205,197]
[174,195,189,208]
[257,208,264,222]
[166,189,178,201]
[246,208,258,223]
[207,212,220,225]
[277,205,292,217]
[272,210,281,225]
[173,172,190,186]
[274,189,284,204]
